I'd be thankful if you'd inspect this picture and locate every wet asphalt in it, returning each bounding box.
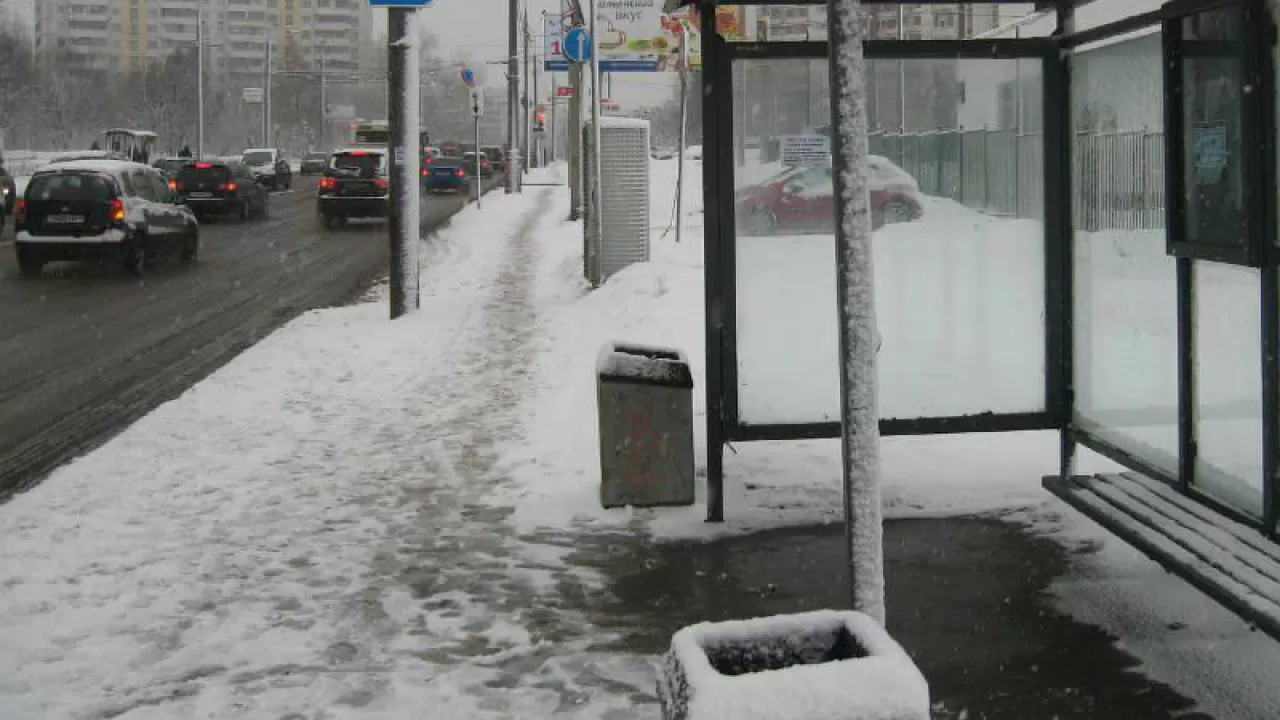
[575,516,1214,719]
[0,176,499,498]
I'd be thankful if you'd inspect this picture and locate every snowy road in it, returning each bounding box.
[0,177,499,497]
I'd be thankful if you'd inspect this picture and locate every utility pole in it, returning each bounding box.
[388,8,421,319]
[588,0,602,253]
[263,38,273,147]
[531,28,540,168]
[196,9,204,159]
[523,10,532,172]
[568,61,582,218]
[506,0,519,193]
[319,46,327,150]
[827,0,885,624]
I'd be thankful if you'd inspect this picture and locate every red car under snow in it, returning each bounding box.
[736,156,923,236]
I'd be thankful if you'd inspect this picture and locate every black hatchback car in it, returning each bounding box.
[317,149,389,228]
[174,160,269,221]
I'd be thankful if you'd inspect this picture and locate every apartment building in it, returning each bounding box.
[34,0,373,79]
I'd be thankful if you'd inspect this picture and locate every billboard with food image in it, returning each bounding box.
[581,1,755,72]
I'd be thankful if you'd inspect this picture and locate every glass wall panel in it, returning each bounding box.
[1070,31,1180,475]
[733,58,1045,425]
[1193,262,1264,516]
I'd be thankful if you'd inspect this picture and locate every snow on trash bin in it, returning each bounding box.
[658,610,930,720]
[596,342,695,509]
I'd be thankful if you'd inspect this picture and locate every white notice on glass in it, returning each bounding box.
[780,135,831,167]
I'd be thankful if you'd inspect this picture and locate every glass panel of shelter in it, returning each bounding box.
[730,53,1047,426]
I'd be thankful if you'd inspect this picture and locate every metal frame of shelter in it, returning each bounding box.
[690,0,1280,534]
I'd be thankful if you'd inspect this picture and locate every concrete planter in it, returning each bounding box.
[658,610,929,720]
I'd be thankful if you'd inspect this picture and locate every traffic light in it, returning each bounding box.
[535,110,547,132]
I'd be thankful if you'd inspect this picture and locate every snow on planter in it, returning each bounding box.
[658,610,930,720]
[596,342,695,508]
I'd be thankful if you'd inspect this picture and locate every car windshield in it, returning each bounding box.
[242,151,274,166]
[329,152,384,176]
[26,172,115,203]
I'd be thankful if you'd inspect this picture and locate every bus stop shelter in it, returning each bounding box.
[684,0,1280,634]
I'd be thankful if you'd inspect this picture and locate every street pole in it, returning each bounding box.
[388,8,420,320]
[675,22,688,245]
[550,76,558,163]
[319,47,327,150]
[568,61,582,219]
[506,0,519,193]
[532,36,540,168]
[197,9,204,159]
[523,10,532,172]
[588,0,602,254]
[263,38,273,147]
[827,0,884,624]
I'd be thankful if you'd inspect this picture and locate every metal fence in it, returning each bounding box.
[868,128,1166,232]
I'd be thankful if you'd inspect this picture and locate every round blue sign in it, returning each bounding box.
[460,67,477,87]
[563,26,591,64]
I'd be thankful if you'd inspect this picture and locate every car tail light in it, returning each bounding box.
[14,198,25,223]
[374,178,388,189]
[168,179,178,191]
[455,169,465,178]
[319,178,336,190]
[110,198,126,224]
[482,160,490,167]
[195,163,213,169]
[222,181,238,192]
[421,169,429,177]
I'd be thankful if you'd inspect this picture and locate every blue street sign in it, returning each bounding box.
[563,26,591,64]
[369,0,434,6]
[461,67,476,87]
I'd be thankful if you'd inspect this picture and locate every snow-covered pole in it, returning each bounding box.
[826,0,885,624]
[506,0,520,194]
[675,21,689,245]
[588,0,602,258]
[387,8,421,320]
[196,9,204,160]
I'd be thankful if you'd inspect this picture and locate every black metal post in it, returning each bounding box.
[827,0,885,623]
[388,8,418,319]
[1046,3,1074,481]
[701,1,725,523]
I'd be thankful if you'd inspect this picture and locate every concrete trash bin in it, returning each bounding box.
[597,342,695,508]
[658,610,930,720]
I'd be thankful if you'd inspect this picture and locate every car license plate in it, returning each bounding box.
[46,214,84,224]
[189,192,213,198]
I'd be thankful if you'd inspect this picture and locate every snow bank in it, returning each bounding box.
[497,158,1120,539]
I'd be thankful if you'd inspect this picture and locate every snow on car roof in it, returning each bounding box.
[34,159,151,175]
[332,147,387,156]
[242,148,275,153]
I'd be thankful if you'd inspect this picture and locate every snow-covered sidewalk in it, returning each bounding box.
[0,176,652,718]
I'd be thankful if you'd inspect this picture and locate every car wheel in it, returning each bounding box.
[745,207,779,235]
[123,235,147,276]
[16,245,43,278]
[879,200,915,226]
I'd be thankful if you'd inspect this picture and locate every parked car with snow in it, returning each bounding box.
[13,159,199,277]
[317,148,389,229]
[735,155,922,235]
[174,160,269,222]
[241,148,292,191]
[482,146,505,174]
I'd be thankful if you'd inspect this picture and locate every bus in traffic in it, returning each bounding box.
[351,121,430,149]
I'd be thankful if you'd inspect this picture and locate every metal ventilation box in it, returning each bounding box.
[583,116,651,286]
